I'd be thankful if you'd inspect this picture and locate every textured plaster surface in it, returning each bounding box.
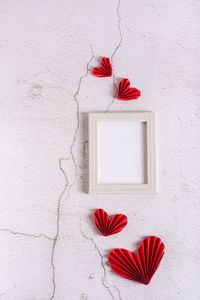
[0,0,200,299]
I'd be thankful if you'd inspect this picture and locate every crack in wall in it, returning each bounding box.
[4,35,121,298]
[73,6,124,296]
[50,47,95,300]
[5,31,122,298]
[0,228,54,241]
[93,2,123,297]
[111,0,123,64]
[50,158,70,300]
[70,45,94,183]
[80,221,122,300]
[105,0,123,112]
[113,285,122,300]
[80,227,114,300]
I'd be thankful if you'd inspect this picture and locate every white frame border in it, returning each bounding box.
[88,112,156,194]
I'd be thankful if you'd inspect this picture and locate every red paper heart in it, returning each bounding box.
[109,236,165,285]
[94,209,127,236]
[93,57,112,77]
[118,78,141,100]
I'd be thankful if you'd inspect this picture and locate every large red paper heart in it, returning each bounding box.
[109,236,165,285]
[118,78,141,100]
[94,209,127,236]
[93,57,112,77]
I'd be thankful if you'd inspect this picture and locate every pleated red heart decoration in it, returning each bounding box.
[94,209,127,236]
[93,57,112,77]
[109,236,165,285]
[118,78,141,100]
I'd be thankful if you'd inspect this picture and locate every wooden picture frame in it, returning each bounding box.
[88,112,156,194]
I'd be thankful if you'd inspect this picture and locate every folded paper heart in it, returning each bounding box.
[94,209,127,236]
[93,57,112,77]
[109,236,165,285]
[118,78,141,100]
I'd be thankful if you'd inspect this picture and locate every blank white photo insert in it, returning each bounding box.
[97,121,147,184]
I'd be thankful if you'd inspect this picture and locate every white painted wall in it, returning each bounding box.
[0,0,199,299]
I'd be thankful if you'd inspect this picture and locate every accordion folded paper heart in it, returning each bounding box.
[93,57,112,77]
[109,236,165,285]
[94,209,127,236]
[118,78,141,100]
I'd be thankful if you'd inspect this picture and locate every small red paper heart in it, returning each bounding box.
[93,57,112,77]
[109,236,165,285]
[118,78,141,100]
[94,209,127,236]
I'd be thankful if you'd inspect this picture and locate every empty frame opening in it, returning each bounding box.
[97,121,147,184]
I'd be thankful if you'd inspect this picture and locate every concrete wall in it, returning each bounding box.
[0,1,199,299]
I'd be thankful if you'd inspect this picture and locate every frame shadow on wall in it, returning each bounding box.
[81,112,90,193]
